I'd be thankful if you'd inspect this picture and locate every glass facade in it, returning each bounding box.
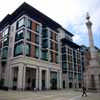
[15,30,24,41]
[35,23,40,33]
[25,31,31,41]
[17,18,25,29]
[25,43,30,56]
[35,46,39,58]
[14,42,23,56]
[2,28,9,38]
[2,47,8,59]
[42,28,48,38]
[13,16,59,64]
[35,35,39,44]
[41,49,48,61]
[26,19,32,29]
[3,37,9,46]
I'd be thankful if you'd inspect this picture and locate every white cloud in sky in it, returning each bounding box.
[73,34,82,45]
[0,0,100,48]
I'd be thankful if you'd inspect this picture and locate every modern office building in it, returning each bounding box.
[61,37,84,89]
[0,2,84,90]
[0,2,63,90]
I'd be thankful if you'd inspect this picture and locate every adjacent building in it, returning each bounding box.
[61,37,84,89]
[0,2,84,90]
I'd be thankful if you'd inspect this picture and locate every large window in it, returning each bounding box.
[14,42,23,56]
[42,39,48,48]
[62,62,67,70]
[35,46,39,58]
[35,23,41,33]
[2,28,9,38]
[42,28,48,38]
[50,40,53,49]
[25,31,31,41]
[16,18,25,29]
[50,31,53,39]
[25,44,30,56]
[2,47,8,59]
[3,37,9,46]
[26,19,32,29]
[15,30,24,41]
[41,49,48,61]
[56,53,59,64]
[35,35,39,44]
[50,51,53,62]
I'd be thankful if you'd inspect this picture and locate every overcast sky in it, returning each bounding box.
[0,0,100,48]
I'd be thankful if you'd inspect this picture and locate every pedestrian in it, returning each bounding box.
[82,86,87,97]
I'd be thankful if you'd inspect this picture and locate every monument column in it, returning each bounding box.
[85,13,100,92]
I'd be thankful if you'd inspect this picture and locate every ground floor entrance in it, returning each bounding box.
[7,63,62,90]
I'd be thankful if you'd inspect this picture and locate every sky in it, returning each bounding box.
[0,0,100,48]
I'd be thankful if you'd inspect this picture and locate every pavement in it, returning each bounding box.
[0,89,100,100]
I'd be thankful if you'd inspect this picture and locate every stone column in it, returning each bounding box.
[57,71,60,89]
[9,67,13,89]
[0,59,2,80]
[39,68,42,90]
[17,64,23,90]
[45,69,50,90]
[59,70,62,89]
[36,68,39,90]
[22,66,26,90]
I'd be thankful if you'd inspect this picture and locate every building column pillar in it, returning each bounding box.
[59,70,62,89]
[45,69,50,90]
[22,66,26,90]
[9,67,13,89]
[36,68,39,90]
[17,64,23,90]
[39,68,42,90]
[57,71,60,89]
[0,60,2,80]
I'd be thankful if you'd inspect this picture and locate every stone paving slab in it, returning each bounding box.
[70,93,100,100]
[0,90,100,100]
[0,90,80,100]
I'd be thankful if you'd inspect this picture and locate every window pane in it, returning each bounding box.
[35,46,39,58]
[56,53,59,64]
[25,31,31,41]
[15,30,24,41]
[3,37,9,46]
[42,28,48,38]
[35,35,39,44]
[36,24,40,33]
[17,18,25,29]
[25,44,30,56]
[50,51,53,62]
[2,28,9,37]
[42,39,48,48]
[2,47,8,59]
[50,31,53,39]
[26,19,32,29]
[50,40,53,49]
[14,42,23,56]
[41,49,48,61]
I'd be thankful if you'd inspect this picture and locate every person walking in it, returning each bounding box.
[82,86,87,97]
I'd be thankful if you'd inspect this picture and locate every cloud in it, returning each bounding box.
[73,34,82,45]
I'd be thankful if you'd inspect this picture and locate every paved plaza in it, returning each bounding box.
[0,89,100,100]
